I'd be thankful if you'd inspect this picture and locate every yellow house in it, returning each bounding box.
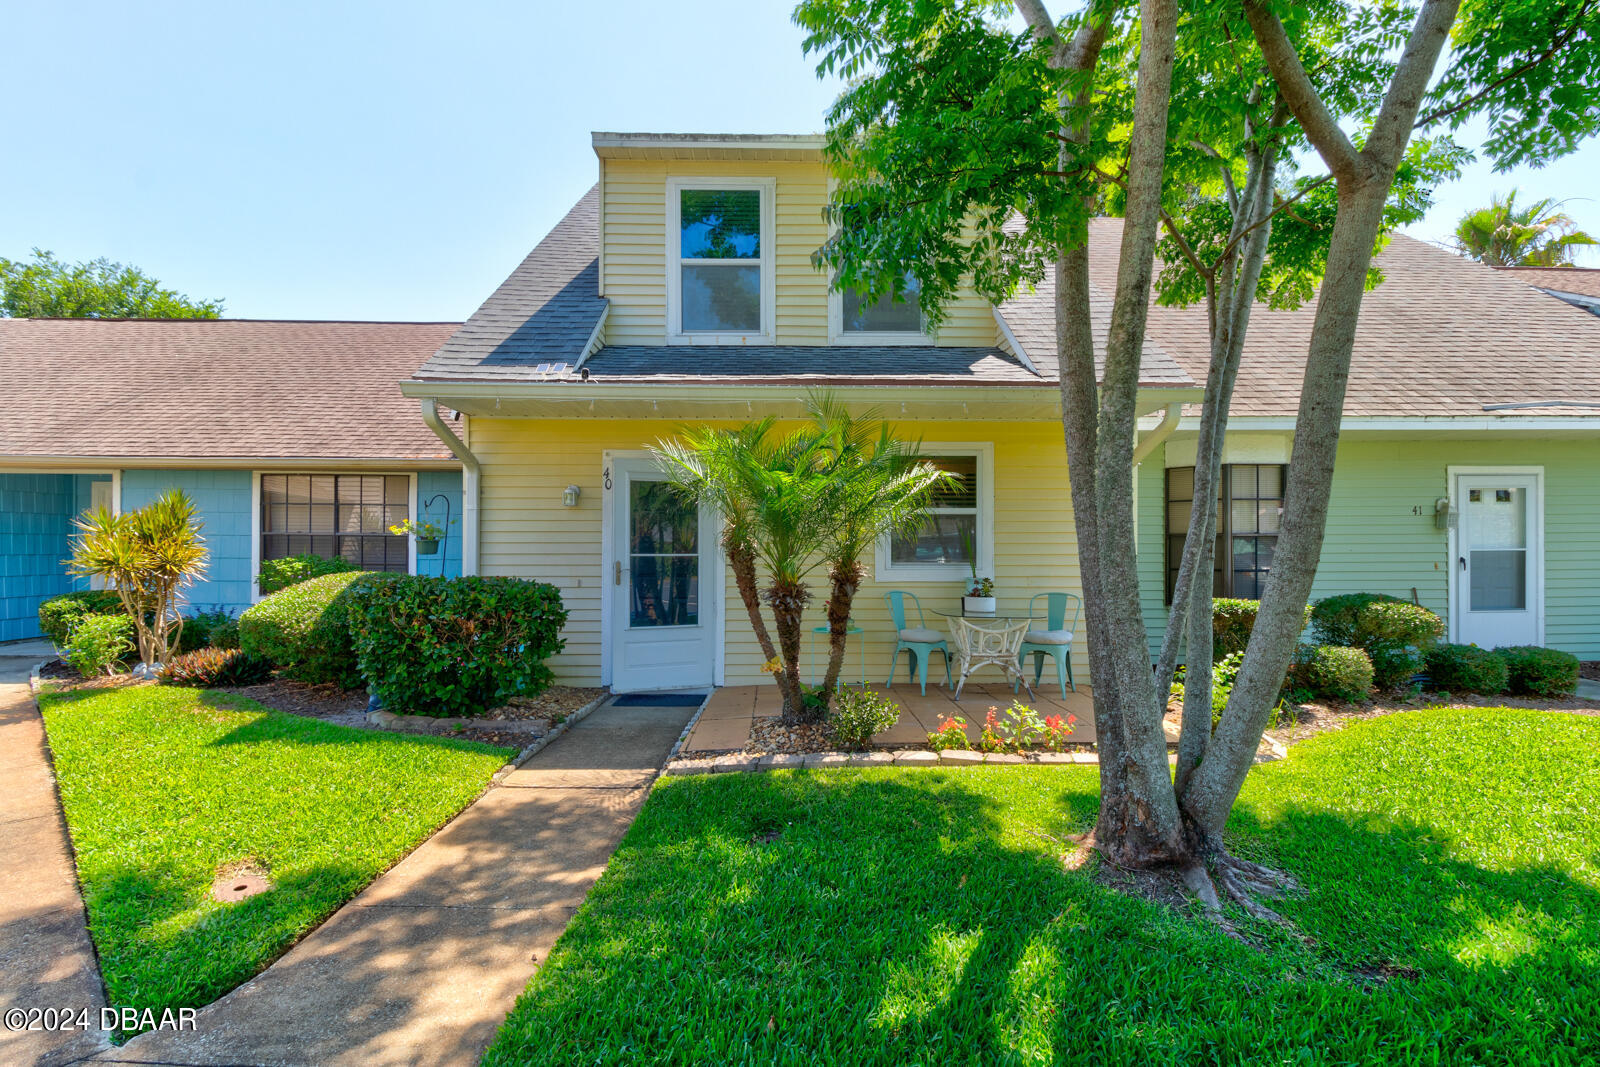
[400,132,1195,692]
[401,131,1600,694]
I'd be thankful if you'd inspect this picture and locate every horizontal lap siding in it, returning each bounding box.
[121,469,255,613]
[600,158,999,348]
[473,418,1085,687]
[1137,435,1600,661]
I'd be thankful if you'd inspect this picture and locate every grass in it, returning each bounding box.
[37,683,513,1029]
[485,707,1600,1065]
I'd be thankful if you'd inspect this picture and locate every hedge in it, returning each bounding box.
[1310,593,1443,689]
[1495,645,1580,698]
[1211,598,1312,660]
[239,571,395,688]
[38,590,125,647]
[1423,643,1508,695]
[1289,645,1375,702]
[257,553,356,596]
[349,575,567,718]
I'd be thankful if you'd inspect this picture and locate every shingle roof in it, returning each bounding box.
[410,189,1193,389]
[0,318,461,461]
[1495,266,1600,300]
[998,218,1600,418]
[414,186,607,382]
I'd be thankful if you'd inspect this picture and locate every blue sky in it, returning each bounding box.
[4,0,1595,322]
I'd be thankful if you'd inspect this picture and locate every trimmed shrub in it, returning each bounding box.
[1495,645,1580,698]
[1424,643,1508,695]
[159,648,275,688]
[239,571,394,687]
[828,687,901,749]
[1310,593,1443,689]
[63,613,135,677]
[1211,598,1312,660]
[38,590,125,647]
[257,553,356,596]
[1289,645,1374,702]
[177,609,241,652]
[349,575,568,718]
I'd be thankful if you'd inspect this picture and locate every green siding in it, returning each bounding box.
[1139,435,1600,661]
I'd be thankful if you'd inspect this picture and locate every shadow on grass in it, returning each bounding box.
[485,769,1600,1065]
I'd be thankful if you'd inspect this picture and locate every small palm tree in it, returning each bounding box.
[1454,190,1596,267]
[806,396,950,697]
[68,490,208,672]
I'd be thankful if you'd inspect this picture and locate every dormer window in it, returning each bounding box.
[666,177,775,344]
[831,272,930,344]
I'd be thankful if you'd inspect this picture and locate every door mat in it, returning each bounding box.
[610,693,708,708]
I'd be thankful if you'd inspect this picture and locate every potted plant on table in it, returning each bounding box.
[389,518,445,555]
[959,532,995,615]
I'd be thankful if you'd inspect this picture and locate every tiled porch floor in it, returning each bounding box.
[684,680,1098,753]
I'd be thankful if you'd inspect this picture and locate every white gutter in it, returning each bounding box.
[420,399,480,576]
[1132,404,1182,466]
[991,307,1040,375]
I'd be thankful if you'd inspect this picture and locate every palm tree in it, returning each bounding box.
[806,396,950,697]
[1454,190,1597,267]
[68,489,208,672]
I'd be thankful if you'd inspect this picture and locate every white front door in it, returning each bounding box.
[1452,470,1543,648]
[608,458,715,692]
[88,480,114,591]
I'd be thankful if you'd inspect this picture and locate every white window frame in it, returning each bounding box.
[249,471,418,602]
[874,443,994,583]
[827,275,933,346]
[665,176,776,345]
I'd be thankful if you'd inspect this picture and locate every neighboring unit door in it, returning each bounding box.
[609,458,715,692]
[1453,471,1542,649]
[88,480,114,591]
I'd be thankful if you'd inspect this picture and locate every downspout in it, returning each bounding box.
[421,399,480,576]
[1131,403,1181,467]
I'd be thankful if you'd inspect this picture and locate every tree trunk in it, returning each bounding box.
[727,537,779,667]
[765,578,813,724]
[819,560,862,698]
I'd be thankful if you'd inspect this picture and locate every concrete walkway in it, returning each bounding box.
[100,699,698,1067]
[0,655,110,1067]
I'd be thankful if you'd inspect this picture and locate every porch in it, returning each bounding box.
[683,681,1099,753]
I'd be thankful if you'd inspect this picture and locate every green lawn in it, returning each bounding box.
[485,707,1600,1065]
[38,684,513,1027]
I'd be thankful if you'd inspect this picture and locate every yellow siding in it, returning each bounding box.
[473,416,1084,687]
[599,157,998,348]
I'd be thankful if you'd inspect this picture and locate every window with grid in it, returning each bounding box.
[886,454,980,572]
[1165,464,1285,601]
[260,474,410,573]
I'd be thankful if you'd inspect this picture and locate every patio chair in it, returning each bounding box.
[883,590,952,695]
[1013,592,1081,698]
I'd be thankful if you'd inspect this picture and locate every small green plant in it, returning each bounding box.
[38,590,125,646]
[827,687,900,749]
[257,553,356,596]
[1042,712,1078,751]
[1289,645,1375,702]
[388,518,445,540]
[204,611,241,650]
[158,648,274,687]
[1212,599,1312,659]
[1424,643,1509,695]
[976,709,1009,753]
[1495,645,1580,698]
[997,700,1049,750]
[959,530,993,597]
[1176,651,1290,728]
[1310,593,1443,689]
[926,714,968,751]
[64,614,135,677]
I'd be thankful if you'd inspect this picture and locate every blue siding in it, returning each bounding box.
[121,469,256,614]
[416,470,464,578]
[0,474,77,641]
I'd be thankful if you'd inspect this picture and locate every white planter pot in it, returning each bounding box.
[962,596,996,616]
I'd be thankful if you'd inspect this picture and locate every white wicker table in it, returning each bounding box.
[935,612,1038,699]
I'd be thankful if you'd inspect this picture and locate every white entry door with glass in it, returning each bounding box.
[608,458,716,693]
[1451,470,1543,649]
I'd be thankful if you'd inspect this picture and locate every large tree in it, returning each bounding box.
[795,0,1600,915]
[0,248,223,318]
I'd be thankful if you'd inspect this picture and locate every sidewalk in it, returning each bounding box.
[100,699,699,1067]
[0,655,109,1067]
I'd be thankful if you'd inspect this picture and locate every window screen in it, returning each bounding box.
[260,474,410,572]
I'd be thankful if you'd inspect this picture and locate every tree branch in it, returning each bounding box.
[1088,164,1213,281]
[1366,0,1464,170]
[1241,0,1365,182]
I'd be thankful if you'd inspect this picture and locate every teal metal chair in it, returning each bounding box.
[1013,592,1082,698]
[884,590,952,695]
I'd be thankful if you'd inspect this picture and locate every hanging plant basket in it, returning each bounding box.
[416,537,440,556]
